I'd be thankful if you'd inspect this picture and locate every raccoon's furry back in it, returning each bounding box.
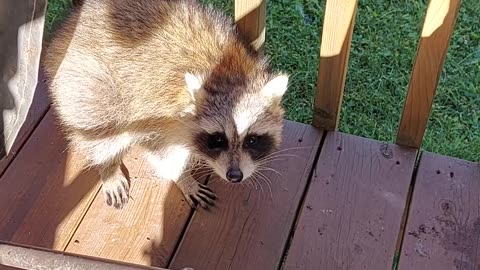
[42,0,263,135]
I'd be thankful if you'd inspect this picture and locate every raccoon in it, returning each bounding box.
[42,0,289,209]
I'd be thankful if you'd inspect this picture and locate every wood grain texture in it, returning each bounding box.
[396,0,461,148]
[234,0,266,51]
[0,241,171,270]
[312,0,358,131]
[398,152,480,270]
[0,110,100,250]
[0,69,49,175]
[283,132,417,270]
[170,121,323,270]
[65,147,193,268]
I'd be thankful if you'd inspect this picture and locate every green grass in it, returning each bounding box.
[44,0,480,162]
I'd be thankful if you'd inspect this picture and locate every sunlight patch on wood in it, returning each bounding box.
[319,0,358,57]
[421,0,451,37]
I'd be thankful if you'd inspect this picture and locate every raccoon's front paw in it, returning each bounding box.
[178,178,216,209]
[102,175,130,209]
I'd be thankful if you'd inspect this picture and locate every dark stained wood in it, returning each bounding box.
[170,121,323,270]
[65,147,193,268]
[0,265,24,270]
[398,152,480,270]
[283,132,417,269]
[0,69,49,175]
[0,110,101,250]
[396,0,461,148]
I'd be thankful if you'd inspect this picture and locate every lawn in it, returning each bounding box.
[44,0,480,162]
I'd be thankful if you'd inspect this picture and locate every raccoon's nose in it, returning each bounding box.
[226,168,243,183]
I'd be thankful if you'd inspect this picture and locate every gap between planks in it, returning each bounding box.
[277,130,328,270]
[392,150,424,270]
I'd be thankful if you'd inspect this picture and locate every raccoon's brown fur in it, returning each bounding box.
[43,0,289,209]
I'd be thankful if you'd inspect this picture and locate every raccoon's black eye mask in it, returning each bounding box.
[243,133,274,160]
[207,132,228,150]
[195,131,228,159]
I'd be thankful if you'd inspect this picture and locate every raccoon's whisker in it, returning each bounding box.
[246,181,255,189]
[272,146,311,153]
[251,176,264,193]
[256,171,273,188]
[248,178,257,190]
[240,180,246,189]
[257,166,282,176]
[259,153,301,161]
[206,175,220,185]
[261,146,310,158]
[256,154,299,164]
[252,177,263,193]
[257,156,296,163]
[256,159,290,166]
[189,171,213,182]
[252,174,262,191]
[263,153,301,159]
[191,161,211,168]
[186,168,211,177]
[254,172,273,200]
[259,176,273,200]
[185,166,212,176]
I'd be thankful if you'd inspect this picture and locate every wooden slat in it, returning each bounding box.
[234,0,266,51]
[169,121,323,270]
[0,110,101,250]
[283,132,417,269]
[0,241,171,270]
[398,152,480,270]
[65,147,193,268]
[312,0,358,130]
[0,70,49,175]
[396,0,461,148]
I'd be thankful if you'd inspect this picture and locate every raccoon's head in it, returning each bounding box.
[184,70,288,183]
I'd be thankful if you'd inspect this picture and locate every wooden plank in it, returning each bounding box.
[65,147,193,268]
[0,110,101,250]
[0,265,24,270]
[283,132,417,269]
[0,69,49,175]
[234,0,266,51]
[312,0,358,131]
[398,152,480,270]
[0,241,174,270]
[396,0,461,148]
[169,121,323,270]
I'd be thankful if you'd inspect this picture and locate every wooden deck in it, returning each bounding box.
[1,76,479,270]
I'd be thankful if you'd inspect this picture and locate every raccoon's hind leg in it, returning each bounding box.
[145,144,216,208]
[72,132,133,209]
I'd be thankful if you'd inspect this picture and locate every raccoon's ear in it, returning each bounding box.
[261,74,289,100]
[185,72,204,100]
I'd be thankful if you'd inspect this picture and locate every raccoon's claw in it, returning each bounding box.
[178,178,216,209]
[188,184,216,208]
[102,175,130,209]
